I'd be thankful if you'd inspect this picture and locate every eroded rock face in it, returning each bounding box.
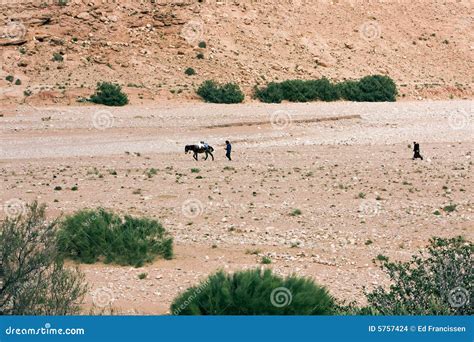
[0,0,472,104]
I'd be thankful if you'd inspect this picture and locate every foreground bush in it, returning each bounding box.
[196,80,245,104]
[90,82,129,106]
[57,208,173,267]
[365,236,472,315]
[254,75,397,103]
[0,202,87,315]
[171,268,335,315]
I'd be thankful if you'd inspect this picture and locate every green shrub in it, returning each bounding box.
[253,82,284,103]
[196,80,244,104]
[0,202,87,315]
[198,41,207,48]
[14,79,21,85]
[254,75,397,103]
[365,236,472,315]
[57,208,173,267]
[290,208,302,216]
[344,75,397,102]
[170,268,335,315]
[5,75,14,82]
[90,82,129,106]
[196,53,204,59]
[185,67,196,76]
[52,52,64,62]
[443,204,457,213]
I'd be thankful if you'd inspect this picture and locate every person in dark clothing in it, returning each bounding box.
[225,140,232,161]
[413,141,423,160]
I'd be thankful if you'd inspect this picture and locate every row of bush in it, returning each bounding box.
[197,75,397,103]
[254,75,397,103]
[81,75,396,106]
[1,203,471,315]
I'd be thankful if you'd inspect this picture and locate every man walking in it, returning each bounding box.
[225,140,232,161]
[413,141,423,160]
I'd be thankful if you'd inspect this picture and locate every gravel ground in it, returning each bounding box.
[0,100,473,314]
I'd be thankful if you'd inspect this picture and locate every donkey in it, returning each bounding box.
[185,144,214,161]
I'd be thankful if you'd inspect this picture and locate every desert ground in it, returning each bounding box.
[0,100,473,314]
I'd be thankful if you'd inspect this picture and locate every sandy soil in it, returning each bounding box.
[0,100,473,314]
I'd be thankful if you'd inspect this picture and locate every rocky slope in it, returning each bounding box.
[0,0,473,105]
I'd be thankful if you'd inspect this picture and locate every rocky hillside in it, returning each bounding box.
[0,0,472,105]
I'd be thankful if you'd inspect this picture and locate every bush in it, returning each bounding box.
[196,80,245,104]
[196,53,204,59]
[57,208,173,267]
[90,82,129,106]
[170,268,335,315]
[52,52,63,62]
[365,236,472,315]
[341,75,397,102]
[198,41,207,48]
[5,75,14,82]
[254,75,397,103]
[185,67,196,76]
[0,202,87,315]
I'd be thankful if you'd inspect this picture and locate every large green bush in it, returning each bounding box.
[90,82,129,106]
[0,202,87,315]
[364,236,472,315]
[57,208,173,267]
[254,75,397,103]
[171,268,335,315]
[196,80,245,104]
[340,75,397,102]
